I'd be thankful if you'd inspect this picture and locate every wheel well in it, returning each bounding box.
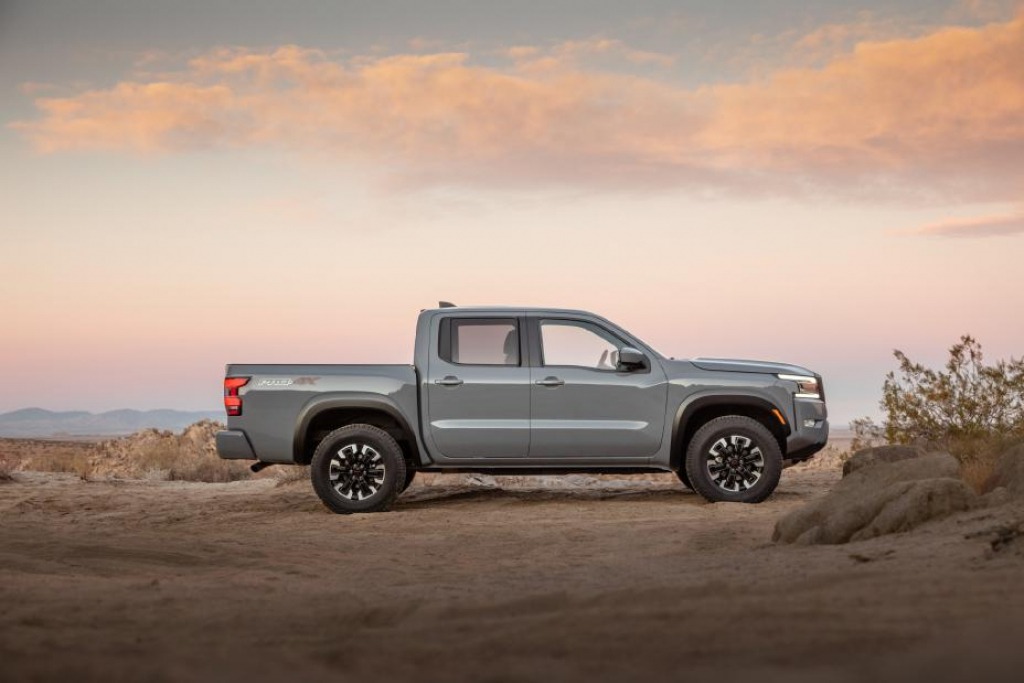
[298,408,419,466]
[674,404,788,470]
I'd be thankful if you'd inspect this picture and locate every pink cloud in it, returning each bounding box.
[913,211,1024,237]
[11,14,1024,199]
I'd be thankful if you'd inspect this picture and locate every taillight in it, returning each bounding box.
[224,377,250,417]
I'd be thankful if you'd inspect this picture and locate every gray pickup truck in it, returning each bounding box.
[216,304,828,513]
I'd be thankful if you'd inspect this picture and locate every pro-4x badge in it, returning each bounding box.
[257,378,293,387]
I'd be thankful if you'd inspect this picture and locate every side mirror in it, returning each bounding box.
[617,347,647,371]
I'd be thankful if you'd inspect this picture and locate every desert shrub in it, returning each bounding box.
[0,453,14,481]
[849,416,885,452]
[881,335,1024,444]
[854,336,1024,492]
[134,437,249,482]
[91,421,250,482]
[273,465,310,486]
[957,438,1020,494]
[135,441,183,472]
[25,450,95,480]
[168,457,250,483]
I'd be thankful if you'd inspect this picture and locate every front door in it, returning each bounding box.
[528,317,667,458]
[425,316,530,459]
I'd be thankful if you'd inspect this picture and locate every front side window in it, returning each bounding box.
[448,319,520,365]
[540,320,621,370]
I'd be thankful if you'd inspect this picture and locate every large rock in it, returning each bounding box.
[774,452,978,544]
[842,444,928,477]
[848,478,977,542]
[986,443,1024,496]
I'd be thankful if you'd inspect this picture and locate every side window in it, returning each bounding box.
[444,319,520,366]
[540,320,621,370]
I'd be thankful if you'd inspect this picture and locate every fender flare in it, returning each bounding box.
[292,393,426,466]
[670,392,791,470]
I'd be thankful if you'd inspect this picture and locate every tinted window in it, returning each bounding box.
[540,320,621,370]
[449,319,519,365]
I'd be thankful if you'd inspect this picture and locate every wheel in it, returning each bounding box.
[400,466,416,493]
[684,416,782,504]
[675,468,692,490]
[310,424,407,514]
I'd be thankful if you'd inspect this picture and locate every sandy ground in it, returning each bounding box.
[2,466,1023,683]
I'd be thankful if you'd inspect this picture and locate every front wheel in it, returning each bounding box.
[400,466,416,493]
[684,416,782,503]
[311,424,407,514]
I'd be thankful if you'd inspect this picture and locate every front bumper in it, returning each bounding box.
[785,399,829,462]
[215,430,257,460]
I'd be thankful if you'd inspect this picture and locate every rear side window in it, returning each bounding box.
[440,318,520,366]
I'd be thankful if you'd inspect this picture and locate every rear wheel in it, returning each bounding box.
[684,416,782,503]
[675,468,692,490]
[311,424,406,514]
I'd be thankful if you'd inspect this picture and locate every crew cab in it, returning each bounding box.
[216,305,828,513]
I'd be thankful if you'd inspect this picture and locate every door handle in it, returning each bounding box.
[434,375,464,387]
[535,376,565,387]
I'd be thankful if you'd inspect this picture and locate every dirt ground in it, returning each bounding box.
[2,466,1023,682]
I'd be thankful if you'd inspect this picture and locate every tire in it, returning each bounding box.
[310,424,407,514]
[675,468,692,490]
[400,466,416,493]
[684,416,782,504]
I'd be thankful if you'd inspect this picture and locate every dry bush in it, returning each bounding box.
[133,441,182,474]
[168,456,250,483]
[0,453,14,481]
[92,421,250,483]
[849,417,885,452]
[273,465,310,487]
[128,440,249,482]
[853,336,1023,490]
[25,450,96,480]
[881,335,1023,444]
[946,435,1024,494]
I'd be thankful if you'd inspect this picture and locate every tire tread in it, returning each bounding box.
[310,424,406,514]
[684,415,782,504]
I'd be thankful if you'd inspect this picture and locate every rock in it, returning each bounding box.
[842,445,928,477]
[983,486,1013,508]
[774,452,977,545]
[849,479,977,542]
[986,444,1024,496]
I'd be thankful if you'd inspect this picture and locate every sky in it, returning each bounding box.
[1,0,1022,424]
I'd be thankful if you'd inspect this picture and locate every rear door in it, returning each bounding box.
[425,315,530,459]
[527,316,667,459]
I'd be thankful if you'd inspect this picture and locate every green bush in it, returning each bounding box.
[880,335,1024,444]
[853,336,1024,491]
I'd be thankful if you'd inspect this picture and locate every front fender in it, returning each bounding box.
[669,390,791,470]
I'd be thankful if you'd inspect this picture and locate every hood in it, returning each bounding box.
[688,357,815,377]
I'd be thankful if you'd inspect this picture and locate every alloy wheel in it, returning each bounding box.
[706,435,765,493]
[329,443,386,501]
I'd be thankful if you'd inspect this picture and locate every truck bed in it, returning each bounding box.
[224,364,418,463]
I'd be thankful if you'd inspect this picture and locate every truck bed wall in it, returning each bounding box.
[226,364,419,463]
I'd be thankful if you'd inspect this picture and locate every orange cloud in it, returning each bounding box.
[12,14,1024,199]
[913,211,1024,237]
[701,15,1024,181]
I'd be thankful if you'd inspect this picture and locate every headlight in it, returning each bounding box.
[778,373,821,399]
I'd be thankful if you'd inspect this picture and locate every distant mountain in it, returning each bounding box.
[0,408,224,438]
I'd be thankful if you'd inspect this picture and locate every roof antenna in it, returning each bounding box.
[438,301,457,308]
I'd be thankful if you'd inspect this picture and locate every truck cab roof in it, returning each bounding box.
[422,305,597,316]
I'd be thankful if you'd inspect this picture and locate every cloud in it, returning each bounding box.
[699,14,1024,191]
[913,211,1024,237]
[11,13,1024,199]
